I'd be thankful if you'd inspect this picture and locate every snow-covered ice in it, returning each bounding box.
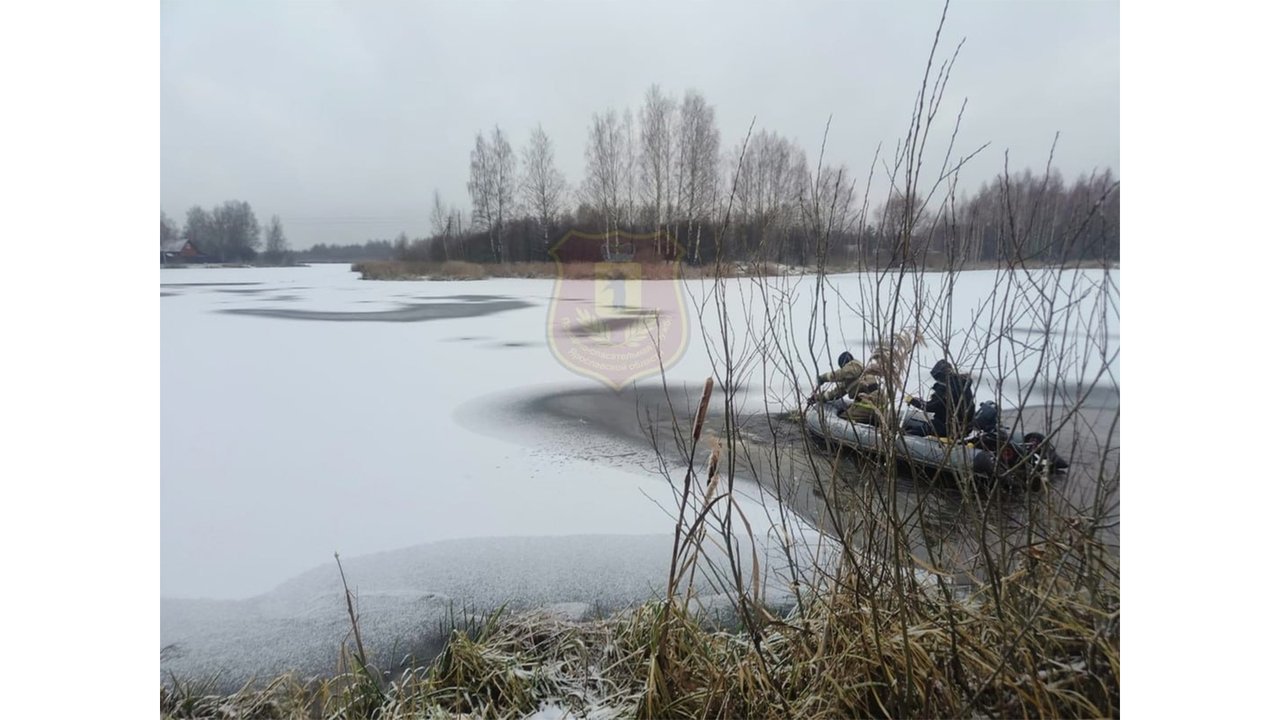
[161,262,1118,681]
[161,265,733,599]
[160,533,821,687]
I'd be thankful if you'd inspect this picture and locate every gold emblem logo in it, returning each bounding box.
[547,230,688,389]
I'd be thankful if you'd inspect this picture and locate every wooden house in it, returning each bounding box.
[162,238,209,265]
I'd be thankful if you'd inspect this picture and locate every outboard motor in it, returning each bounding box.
[966,400,1072,479]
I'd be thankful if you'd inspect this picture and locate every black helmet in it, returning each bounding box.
[930,358,953,380]
[838,351,854,367]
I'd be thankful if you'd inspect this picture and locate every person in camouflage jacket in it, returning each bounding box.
[810,351,885,425]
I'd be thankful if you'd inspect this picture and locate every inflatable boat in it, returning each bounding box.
[804,400,1068,482]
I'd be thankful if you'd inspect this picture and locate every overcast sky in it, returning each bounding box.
[161,0,1118,249]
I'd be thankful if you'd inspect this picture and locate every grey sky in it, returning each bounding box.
[161,0,1118,248]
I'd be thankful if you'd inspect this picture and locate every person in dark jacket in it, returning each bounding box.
[908,358,975,438]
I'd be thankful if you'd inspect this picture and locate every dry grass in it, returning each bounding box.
[162,528,1117,719]
[352,260,492,280]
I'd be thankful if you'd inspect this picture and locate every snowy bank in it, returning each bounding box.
[161,532,822,688]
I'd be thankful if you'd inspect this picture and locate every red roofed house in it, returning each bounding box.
[161,238,209,265]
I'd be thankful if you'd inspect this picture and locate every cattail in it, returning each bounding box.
[705,439,721,493]
[691,377,713,443]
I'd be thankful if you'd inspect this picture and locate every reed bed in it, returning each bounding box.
[162,527,1117,719]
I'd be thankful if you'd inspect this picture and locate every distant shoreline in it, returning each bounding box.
[161,262,311,269]
[158,258,1119,280]
[351,258,1119,281]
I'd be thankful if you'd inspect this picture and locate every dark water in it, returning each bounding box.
[516,381,1119,588]
[162,279,533,322]
[411,294,512,302]
[219,298,533,323]
[161,281,265,288]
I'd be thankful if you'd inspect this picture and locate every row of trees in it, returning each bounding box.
[948,168,1120,264]
[295,240,395,263]
[160,88,1116,269]
[443,86,728,264]
[161,201,291,264]
[395,83,1117,268]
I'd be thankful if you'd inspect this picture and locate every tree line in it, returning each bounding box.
[294,240,396,263]
[161,201,292,265]
[391,83,1118,268]
[162,86,1116,269]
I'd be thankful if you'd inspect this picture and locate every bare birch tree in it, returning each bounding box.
[430,190,449,239]
[639,85,676,232]
[468,126,516,262]
[490,126,516,262]
[520,124,568,252]
[430,190,452,260]
[468,131,496,258]
[449,207,465,241]
[737,133,806,232]
[263,214,289,264]
[800,164,856,255]
[872,188,924,265]
[730,130,813,263]
[619,108,637,232]
[675,89,721,262]
[581,108,632,253]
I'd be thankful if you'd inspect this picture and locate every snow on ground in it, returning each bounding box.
[161,262,1117,681]
[161,533,823,687]
[165,266,699,599]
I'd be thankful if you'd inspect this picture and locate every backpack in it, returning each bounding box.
[973,400,1000,433]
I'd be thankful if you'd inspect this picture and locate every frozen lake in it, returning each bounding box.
[163,262,1119,600]
[162,264,721,599]
[161,262,1118,683]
